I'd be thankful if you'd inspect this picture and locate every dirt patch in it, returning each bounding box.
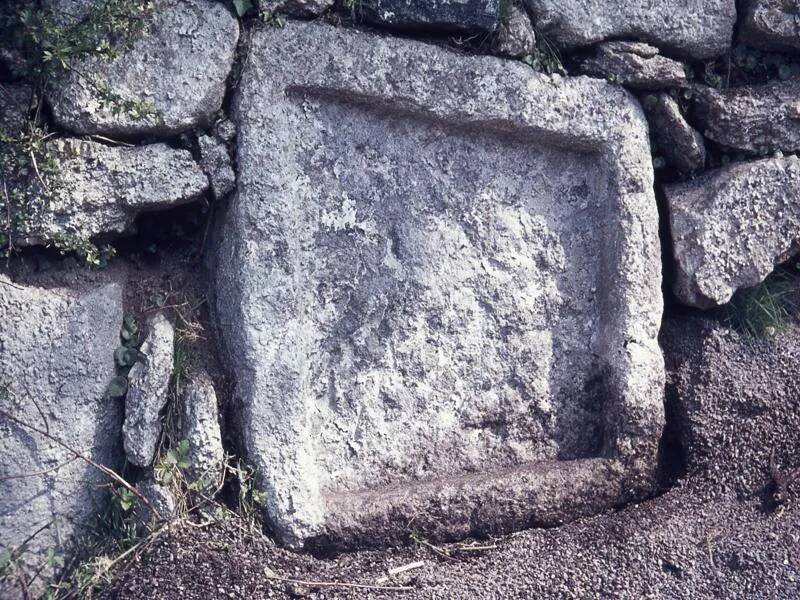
[97,314,800,599]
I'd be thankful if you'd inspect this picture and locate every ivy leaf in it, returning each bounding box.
[232,0,253,17]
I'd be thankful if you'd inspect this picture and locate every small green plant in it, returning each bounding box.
[232,0,254,18]
[724,265,800,336]
[154,439,191,487]
[230,460,267,532]
[523,30,565,76]
[104,314,141,399]
[259,9,286,27]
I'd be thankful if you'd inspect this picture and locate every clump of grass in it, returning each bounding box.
[724,264,800,336]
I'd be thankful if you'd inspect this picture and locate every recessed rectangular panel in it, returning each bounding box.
[215,22,665,548]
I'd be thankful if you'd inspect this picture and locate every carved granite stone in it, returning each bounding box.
[215,22,664,548]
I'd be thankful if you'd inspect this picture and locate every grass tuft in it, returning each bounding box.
[724,263,800,337]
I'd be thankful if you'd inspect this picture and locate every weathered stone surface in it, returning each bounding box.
[216,22,664,548]
[667,156,800,308]
[524,0,736,59]
[579,41,689,89]
[180,371,224,488]
[491,4,536,58]
[692,79,800,153]
[14,139,208,247]
[259,0,334,17]
[0,84,35,137]
[47,0,239,137]
[123,312,175,467]
[739,0,800,52]
[356,0,502,33]
[0,277,122,594]
[134,478,176,528]
[213,118,237,144]
[198,134,235,199]
[643,93,706,172]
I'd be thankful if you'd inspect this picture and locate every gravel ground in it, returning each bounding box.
[102,315,800,599]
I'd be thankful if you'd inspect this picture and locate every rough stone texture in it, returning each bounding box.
[579,41,689,89]
[739,0,800,52]
[134,479,176,529]
[102,315,800,600]
[524,0,736,59]
[198,134,235,199]
[0,84,35,137]
[666,156,800,308]
[643,93,706,172]
[216,22,663,548]
[46,0,239,137]
[357,0,502,33]
[258,0,334,17]
[13,139,208,247]
[180,371,224,488]
[692,79,800,153]
[0,277,123,596]
[213,118,237,144]
[491,4,536,58]
[123,312,175,467]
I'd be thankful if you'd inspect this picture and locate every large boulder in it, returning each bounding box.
[355,0,502,33]
[215,22,664,548]
[524,0,736,59]
[739,0,800,53]
[12,139,209,248]
[643,93,706,173]
[0,277,123,596]
[46,0,239,137]
[667,156,800,308]
[579,41,689,90]
[692,79,800,154]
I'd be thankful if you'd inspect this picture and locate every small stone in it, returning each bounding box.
[213,118,237,144]
[491,4,536,59]
[356,0,502,34]
[12,139,209,248]
[135,478,177,528]
[123,313,175,467]
[739,0,800,52]
[579,41,689,89]
[46,0,239,137]
[642,93,705,172]
[181,371,225,490]
[258,0,334,17]
[692,79,800,154]
[524,0,736,59]
[667,155,800,308]
[198,134,235,199]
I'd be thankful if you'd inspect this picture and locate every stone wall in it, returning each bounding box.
[1,0,799,593]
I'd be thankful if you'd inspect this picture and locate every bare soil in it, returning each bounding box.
[98,314,800,599]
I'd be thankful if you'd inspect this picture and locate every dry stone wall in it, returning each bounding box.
[1,0,800,591]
